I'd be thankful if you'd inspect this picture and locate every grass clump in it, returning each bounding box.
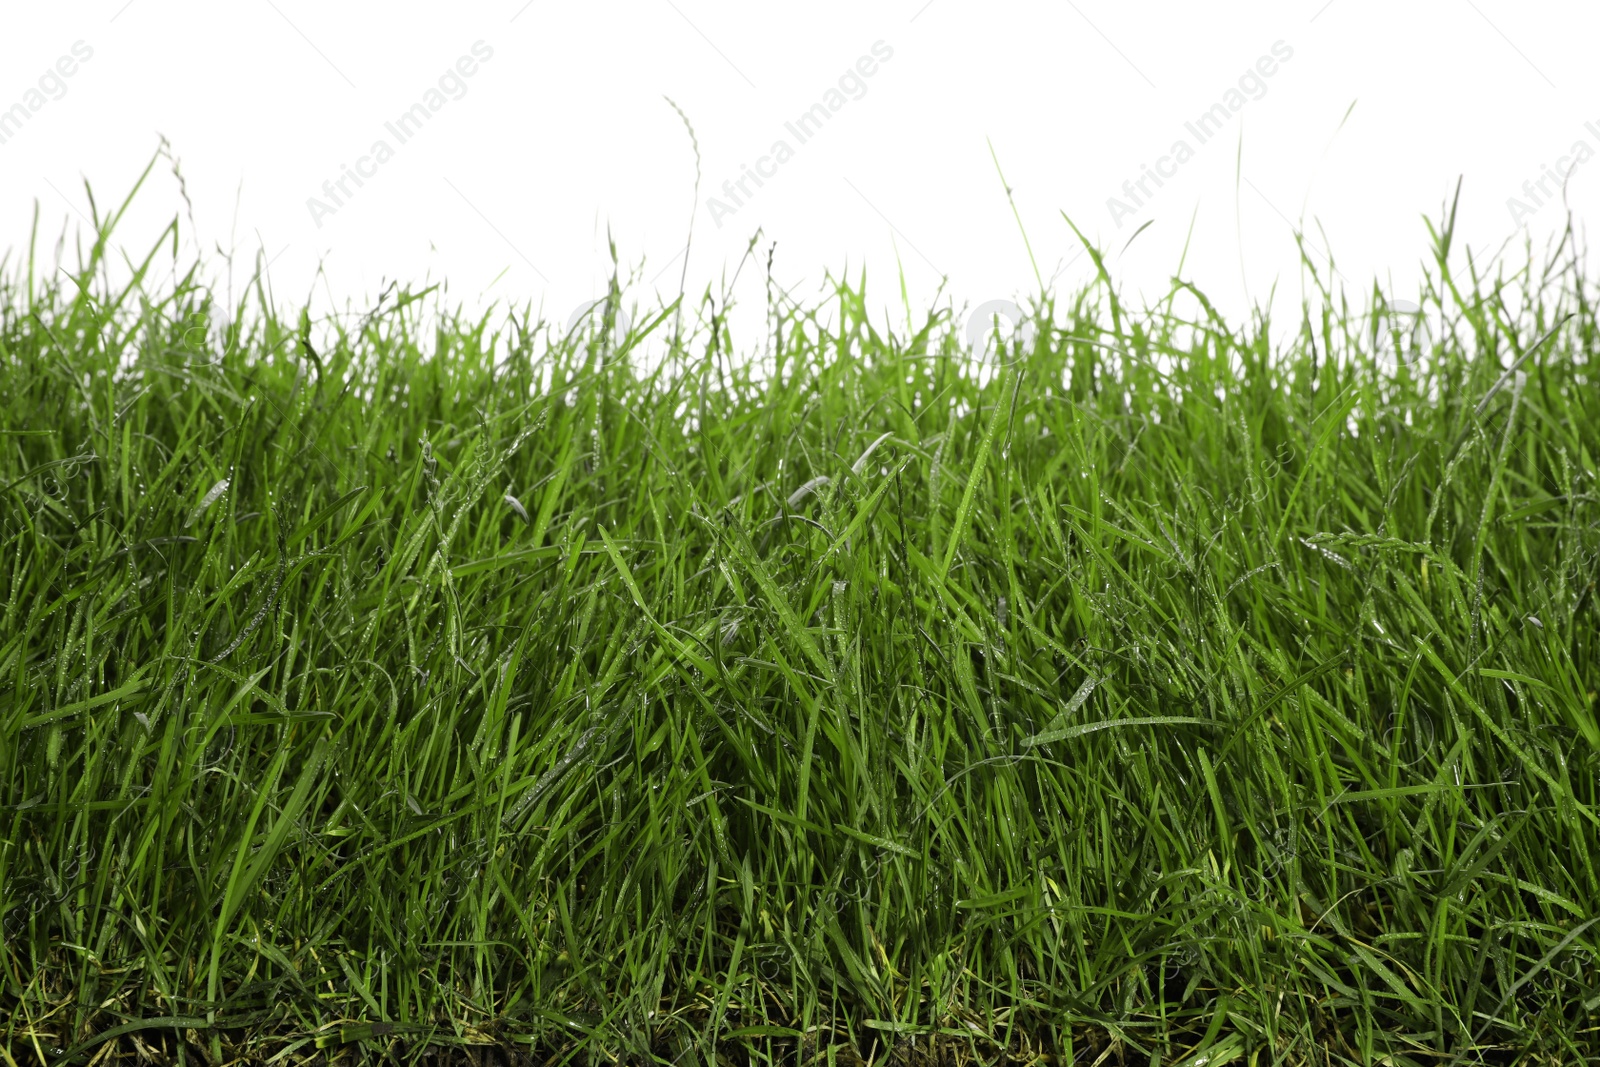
[3,174,1600,1066]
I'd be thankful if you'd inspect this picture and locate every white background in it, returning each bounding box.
[2,1,1597,352]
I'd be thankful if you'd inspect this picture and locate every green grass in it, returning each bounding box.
[3,170,1600,1067]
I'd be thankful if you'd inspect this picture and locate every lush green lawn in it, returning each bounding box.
[3,178,1599,1066]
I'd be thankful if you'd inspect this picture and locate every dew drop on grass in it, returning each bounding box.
[184,478,230,528]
